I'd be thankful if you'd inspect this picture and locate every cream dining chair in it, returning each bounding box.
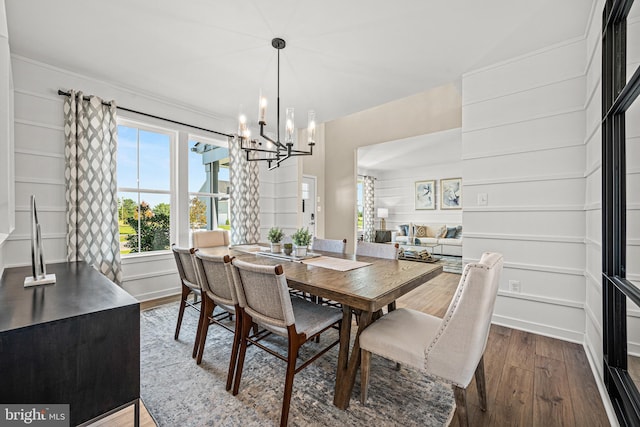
[359,252,504,427]
[311,237,347,253]
[171,245,203,358]
[356,241,399,313]
[192,229,230,248]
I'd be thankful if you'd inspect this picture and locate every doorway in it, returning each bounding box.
[302,175,317,237]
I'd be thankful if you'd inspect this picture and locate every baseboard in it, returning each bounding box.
[492,314,583,343]
[132,287,180,303]
[583,334,620,427]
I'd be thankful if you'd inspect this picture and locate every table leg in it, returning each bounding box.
[333,307,374,409]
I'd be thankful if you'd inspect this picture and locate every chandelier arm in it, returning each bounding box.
[259,123,287,149]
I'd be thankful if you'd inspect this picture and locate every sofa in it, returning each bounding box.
[392,223,462,256]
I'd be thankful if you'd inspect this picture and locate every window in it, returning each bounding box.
[601,1,640,424]
[117,121,174,255]
[188,138,230,235]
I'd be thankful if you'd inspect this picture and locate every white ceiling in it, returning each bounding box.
[5,1,594,135]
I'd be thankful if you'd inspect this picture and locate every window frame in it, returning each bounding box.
[601,0,640,424]
[117,118,177,256]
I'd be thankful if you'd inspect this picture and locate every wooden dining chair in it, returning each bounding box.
[192,229,230,248]
[229,258,343,427]
[191,252,236,368]
[171,245,204,358]
[359,252,503,427]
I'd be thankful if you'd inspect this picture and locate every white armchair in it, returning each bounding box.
[359,252,503,427]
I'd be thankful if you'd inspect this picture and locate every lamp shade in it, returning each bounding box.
[377,208,389,219]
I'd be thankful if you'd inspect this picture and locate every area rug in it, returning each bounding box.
[141,303,455,426]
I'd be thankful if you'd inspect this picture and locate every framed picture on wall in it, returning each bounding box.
[415,180,435,210]
[440,177,462,209]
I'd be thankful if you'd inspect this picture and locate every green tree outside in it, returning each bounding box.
[125,201,170,253]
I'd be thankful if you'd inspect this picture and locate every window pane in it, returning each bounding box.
[189,195,230,231]
[628,1,640,84]
[118,191,139,255]
[117,126,138,188]
[139,130,170,190]
[121,193,171,254]
[627,98,640,290]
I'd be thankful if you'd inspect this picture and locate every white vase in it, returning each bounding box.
[270,242,282,253]
[294,245,308,257]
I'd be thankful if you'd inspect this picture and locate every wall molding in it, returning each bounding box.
[121,269,177,283]
[585,161,602,178]
[14,148,64,159]
[14,118,64,131]
[584,202,602,211]
[121,251,173,265]
[462,106,585,134]
[584,333,620,427]
[14,88,62,104]
[463,73,586,107]
[464,257,585,276]
[129,287,180,303]
[14,176,65,186]
[464,232,585,244]
[492,313,584,343]
[497,289,584,309]
[464,204,585,212]
[585,237,602,248]
[462,139,584,161]
[8,233,66,241]
[464,172,584,187]
[15,204,65,212]
[585,302,603,337]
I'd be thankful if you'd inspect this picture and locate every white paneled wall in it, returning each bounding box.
[374,161,463,229]
[8,55,236,301]
[258,154,300,241]
[462,37,587,342]
[584,0,604,379]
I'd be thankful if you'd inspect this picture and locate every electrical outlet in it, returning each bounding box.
[508,280,521,293]
[477,193,488,206]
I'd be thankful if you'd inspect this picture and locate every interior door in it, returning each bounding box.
[302,176,316,237]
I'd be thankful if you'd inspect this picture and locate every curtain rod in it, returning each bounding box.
[57,90,234,138]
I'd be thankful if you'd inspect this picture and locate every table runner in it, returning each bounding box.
[301,256,371,271]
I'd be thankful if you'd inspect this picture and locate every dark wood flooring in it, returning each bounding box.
[396,272,611,427]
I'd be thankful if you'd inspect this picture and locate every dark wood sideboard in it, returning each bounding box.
[0,262,140,426]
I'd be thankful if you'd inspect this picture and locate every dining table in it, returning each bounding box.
[199,244,443,409]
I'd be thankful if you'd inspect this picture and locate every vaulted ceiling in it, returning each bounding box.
[5,0,594,134]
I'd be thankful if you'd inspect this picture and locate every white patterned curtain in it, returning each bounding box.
[229,136,261,244]
[363,175,375,242]
[64,90,122,283]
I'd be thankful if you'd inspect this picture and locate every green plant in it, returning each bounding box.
[267,227,285,243]
[291,227,312,247]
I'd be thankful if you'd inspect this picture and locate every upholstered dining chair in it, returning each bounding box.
[229,258,342,427]
[359,252,504,427]
[311,237,347,254]
[171,245,203,358]
[356,241,399,313]
[192,229,230,248]
[191,252,237,369]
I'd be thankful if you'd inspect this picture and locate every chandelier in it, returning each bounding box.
[238,38,316,170]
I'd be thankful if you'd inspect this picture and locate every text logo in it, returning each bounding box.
[0,405,69,427]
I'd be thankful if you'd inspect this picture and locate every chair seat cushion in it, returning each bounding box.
[360,308,441,370]
[262,297,342,338]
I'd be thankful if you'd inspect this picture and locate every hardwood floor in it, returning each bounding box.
[101,272,610,426]
[396,272,611,427]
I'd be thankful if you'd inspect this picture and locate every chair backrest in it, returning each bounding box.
[424,252,503,388]
[192,230,230,248]
[312,237,347,254]
[193,251,236,306]
[356,241,399,259]
[230,259,295,333]
[171,244,199,290]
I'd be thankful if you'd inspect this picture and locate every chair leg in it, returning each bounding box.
[360,349,371,404]
[232,311,253,396]
[280,327,302,427]
[174,286,189,340]
[475,355,487,411]
[453,386,469,427]
[192,296,206,358]
[196,296,215,364]
[226,307,243,391]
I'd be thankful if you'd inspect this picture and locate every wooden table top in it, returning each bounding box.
[199,245,443,312]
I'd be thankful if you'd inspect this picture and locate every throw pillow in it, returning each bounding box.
[414,225,428,238]
[445,227,457,238]
[396,225,406,236]
[437,225,448,238]
[454,225,463,238]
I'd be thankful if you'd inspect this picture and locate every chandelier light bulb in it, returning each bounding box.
[307,110,316,145]
[285,107,295,145]
[238,113,248,138]
[259,91,267,123]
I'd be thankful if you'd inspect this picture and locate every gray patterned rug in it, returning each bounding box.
[141,303,455,426]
